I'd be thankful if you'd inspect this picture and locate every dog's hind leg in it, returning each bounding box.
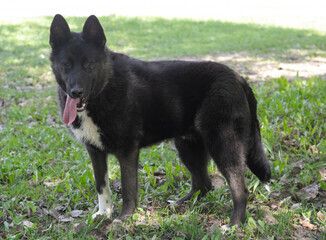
[174,133,212,204]
[204,128,249,227]
[86,145,113,219]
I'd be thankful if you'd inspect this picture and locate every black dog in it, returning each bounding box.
[49,14,270,227]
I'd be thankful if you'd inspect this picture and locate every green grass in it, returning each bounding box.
[1,16,326,239]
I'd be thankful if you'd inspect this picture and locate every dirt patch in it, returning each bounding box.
[184,51,326,81]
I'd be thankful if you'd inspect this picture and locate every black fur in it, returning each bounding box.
[50,14,271,226]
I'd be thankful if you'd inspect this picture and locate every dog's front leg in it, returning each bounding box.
[116,147,139,220]
[86,145,113,219]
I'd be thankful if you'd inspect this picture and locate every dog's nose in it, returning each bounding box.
[70,87,84,98]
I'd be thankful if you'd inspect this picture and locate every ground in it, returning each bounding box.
[194,52,326,81]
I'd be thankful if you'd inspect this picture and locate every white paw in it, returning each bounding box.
[92,186,113,219]
[92,211,104,219]
[91,208,113,219]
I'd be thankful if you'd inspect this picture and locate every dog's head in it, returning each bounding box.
[49,15,111,125]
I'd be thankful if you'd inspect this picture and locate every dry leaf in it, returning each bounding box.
[59,215,74,222]
[22,220,34,228]
[291,166,301,175]
[71,210,83,218]
[270,203,278,209]
[290,160,305,176]
[270,190,281,199]
[209,219,224,232]
[318,167,326,181]
[301,221,317,230]
[73,222,87,234]
[265,215,279,225]
[296,183,320,201]
[55,205,66,212]
[44,179,62,187]
[156,177,166,186]
[294,160,305,168]
[282,139,298,147]
[154,170,166,176]
[309,145,318,154]
[317,211,325,221]
[291,203,302,209]
[293,227,314,239]
[27,179,36,186]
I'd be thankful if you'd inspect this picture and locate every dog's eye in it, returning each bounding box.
[63,62,72,69]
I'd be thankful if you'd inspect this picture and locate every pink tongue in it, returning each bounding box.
[63,96,79,125]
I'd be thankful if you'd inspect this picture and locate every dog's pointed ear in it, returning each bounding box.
[50,14,71,48]
[82,15,106,48]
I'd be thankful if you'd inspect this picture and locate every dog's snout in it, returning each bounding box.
[70,87,84,98]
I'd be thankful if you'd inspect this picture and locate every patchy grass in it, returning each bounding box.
[0,16,326,239]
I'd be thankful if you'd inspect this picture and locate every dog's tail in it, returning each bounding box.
[242,80,271,183]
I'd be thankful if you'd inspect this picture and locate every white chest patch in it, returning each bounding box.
[70,111,104,150]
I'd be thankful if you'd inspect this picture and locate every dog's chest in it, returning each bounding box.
[70,111,104,150]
